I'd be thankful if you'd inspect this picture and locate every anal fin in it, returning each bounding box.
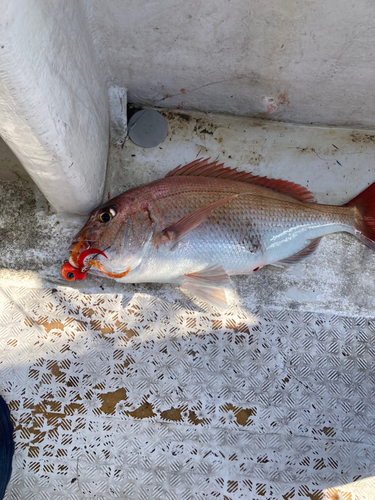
[181,264,231,308]
[276,237,321,266]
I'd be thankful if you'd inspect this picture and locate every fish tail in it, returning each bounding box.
[345,181,375,250]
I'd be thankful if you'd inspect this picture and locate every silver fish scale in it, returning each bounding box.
[118,184,354,283]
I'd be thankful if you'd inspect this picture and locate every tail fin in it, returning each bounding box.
[344,181,375,251]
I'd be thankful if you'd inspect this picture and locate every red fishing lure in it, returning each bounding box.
[61,245,107,282]
[61,262,87,281]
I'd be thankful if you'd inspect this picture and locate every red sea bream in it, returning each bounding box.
[62,158,375,307]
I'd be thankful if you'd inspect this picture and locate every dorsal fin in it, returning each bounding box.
[166,158,316,204]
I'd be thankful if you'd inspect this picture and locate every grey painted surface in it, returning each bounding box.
[0,0,109,214]
[87,0,375,126]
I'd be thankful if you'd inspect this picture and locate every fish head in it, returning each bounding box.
[68,192,154,276]
[69,200,127,254]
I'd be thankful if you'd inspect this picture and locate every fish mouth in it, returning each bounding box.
[68,235,98,269]
[67,235,129,278]
[68,239,91,253]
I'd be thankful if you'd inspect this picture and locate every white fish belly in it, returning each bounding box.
[113,217,353,284]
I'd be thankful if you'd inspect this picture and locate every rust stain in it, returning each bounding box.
[322,426,336,437]
[236,407,256,426]
[14,396,84,446]
[127,401,156,419]
[281,376,290,389]
[88,318,137,338]
[282,489,295,499]
[306,491,325,500]
[160,407,183,421]
[82,308,95,317]
[180,88,186,94]
[115,320,138,335]
[264,91,290,113]
[64,402,84,416]
[227,480,238,493]
[48,361,65,379]
[256,483,267,496]
[99,388,127,415]
[312,426,336,438]
[220,403,257,426]
[188,410,205,425]
[40,320,65,335]
[278,91,290,105]
[10,359,271,463]
[91,321,114,335]
[26,311,90,337]
[63,317,88,333]
[351,131,375,143]
[176,102,184,109]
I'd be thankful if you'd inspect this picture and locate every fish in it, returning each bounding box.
[62,158,375,308]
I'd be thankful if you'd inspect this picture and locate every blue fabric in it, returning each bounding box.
[0,396,14,500]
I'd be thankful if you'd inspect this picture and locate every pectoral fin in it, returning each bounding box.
[276,237,322,266]
[164,194,241,249]
[180,264,231,308]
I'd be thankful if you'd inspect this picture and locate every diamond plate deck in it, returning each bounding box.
[1,285,375,499]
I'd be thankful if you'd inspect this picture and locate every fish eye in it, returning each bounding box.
[99,213,111,223]
[67,272,74,279]
[98,208,116,223]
